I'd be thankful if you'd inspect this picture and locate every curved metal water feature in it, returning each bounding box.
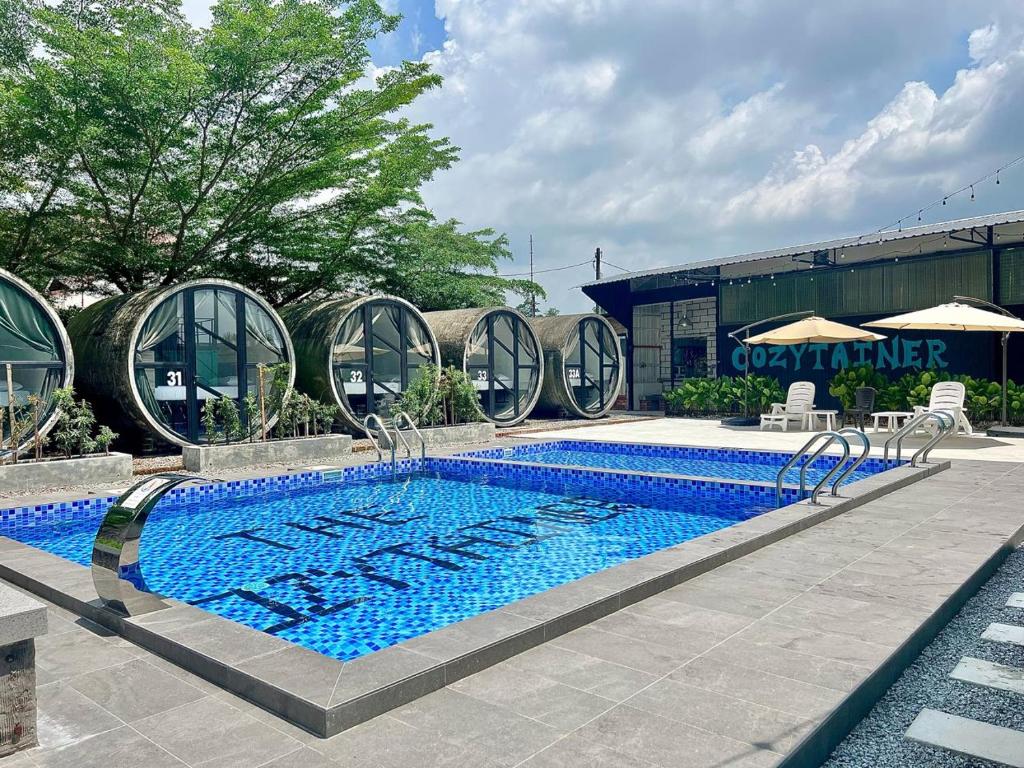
[92,473,203,616]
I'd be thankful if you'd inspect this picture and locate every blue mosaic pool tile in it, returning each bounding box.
[459,439,897,485]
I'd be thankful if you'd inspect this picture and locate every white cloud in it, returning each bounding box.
[408,1,1024,312]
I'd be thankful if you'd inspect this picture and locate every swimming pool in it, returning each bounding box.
[462,440,892,485]
[2,458,792,662]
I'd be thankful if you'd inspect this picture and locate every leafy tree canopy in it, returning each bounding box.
[0,0,540,307]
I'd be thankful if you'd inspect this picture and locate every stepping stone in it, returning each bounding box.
[983,623,1024,647]
[1008,593,1024,609]
[951,657,1024,696]
[906,709,1024,767]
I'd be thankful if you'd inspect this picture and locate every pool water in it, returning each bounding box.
[464,440,890,486]
[9,464,776,662]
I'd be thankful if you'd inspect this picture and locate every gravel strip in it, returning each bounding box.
[824,545,1024,768]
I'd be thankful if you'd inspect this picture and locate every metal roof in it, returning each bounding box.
[581,209,1024,288]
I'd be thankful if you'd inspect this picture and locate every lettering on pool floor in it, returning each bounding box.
[190,496,642,634]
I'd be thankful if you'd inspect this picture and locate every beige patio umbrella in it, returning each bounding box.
[745,316,886,345]
[864,297,1024,425]
[725,311,886,423]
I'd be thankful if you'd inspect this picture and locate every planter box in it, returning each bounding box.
[417,422,495,449]
[0,452,133,495]
[182,434,354,473]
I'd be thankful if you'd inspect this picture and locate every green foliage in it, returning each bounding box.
[242,392,259,442]
[664,375,783,417]
[217,395,241,443]
[201,399,217,444]
[0,0,539,306]
[94,425,118,455]
[50,386,113,458]
[827,365,887,410]
[397,364,482,426]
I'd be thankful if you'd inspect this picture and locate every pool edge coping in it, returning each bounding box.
[0,459,948,738]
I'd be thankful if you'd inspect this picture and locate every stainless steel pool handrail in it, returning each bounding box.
[92,473,204,616]
[883,410,953,465]
[393,411,426,460]
[800,432,851,504]
[776,431,848,506]
[362,414,396,472]
[911,410,955,467]
[829,428,871,497]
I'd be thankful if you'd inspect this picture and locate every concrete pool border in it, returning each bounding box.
[0,458,947,738]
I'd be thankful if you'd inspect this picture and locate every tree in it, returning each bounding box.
[375,215,543,311]
[515,299,559,317]
[0,0,539,306]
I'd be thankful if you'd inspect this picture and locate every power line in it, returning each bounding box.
[498,259,592,277]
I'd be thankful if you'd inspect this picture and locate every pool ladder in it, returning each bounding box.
[362,412,427,476]
[882,410,956,467]
[775,428,870,506]
[362,414,397,475]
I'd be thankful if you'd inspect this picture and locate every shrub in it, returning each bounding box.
[50,387,116,458]
[828,365,887,410]
[664,375,782,416]
[397,364,482,426]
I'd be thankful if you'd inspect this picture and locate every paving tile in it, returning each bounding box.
[590,609,724,656]
[702,636,871,692]
[1009,592,1024,608]
[34,629,138,682]
[389,688,563,766]
[450,663,614,731]
[905,708,1024,768]
[235,645,342,706]
[576,705,780,768]
[767,590,926,647]
[657,578,798,620]
[618,597,755,639]
[259,746,336,768]
[158,615,293,665]
[550,625,695,675]
[35,682,123,751]
[68,658,208,723]
[983,622,1024,646]
[518,733,658,767]
[501,644,659,701]
[629,678,815,753]
[950,656,1024,695]
[328,645,440,706]
[668,656,845,719]
[733,620,894,667]
[317,713,503,767]
[133,695,301,768]
[31,725,187,768]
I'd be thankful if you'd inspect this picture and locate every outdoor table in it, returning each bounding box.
[871,411,914,432]
[804,410,838,431]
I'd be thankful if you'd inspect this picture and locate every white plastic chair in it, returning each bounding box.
[913,381,973,435]
[760,381,815,432]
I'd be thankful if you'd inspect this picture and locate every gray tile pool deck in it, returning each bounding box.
[3,458,1024,766]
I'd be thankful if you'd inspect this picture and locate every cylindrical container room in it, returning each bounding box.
[67,279,294,447]
[424,307,543,426]
[283,295,440,433]
[0,268,75,454]
[529,313,623,419]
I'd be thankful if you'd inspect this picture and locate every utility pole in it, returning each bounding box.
[594,247,602,281]
[529,235,537,317]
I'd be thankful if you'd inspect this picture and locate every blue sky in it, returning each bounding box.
[180,1,1024,313]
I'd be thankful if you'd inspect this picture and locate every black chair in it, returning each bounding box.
[844,387,877,430]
